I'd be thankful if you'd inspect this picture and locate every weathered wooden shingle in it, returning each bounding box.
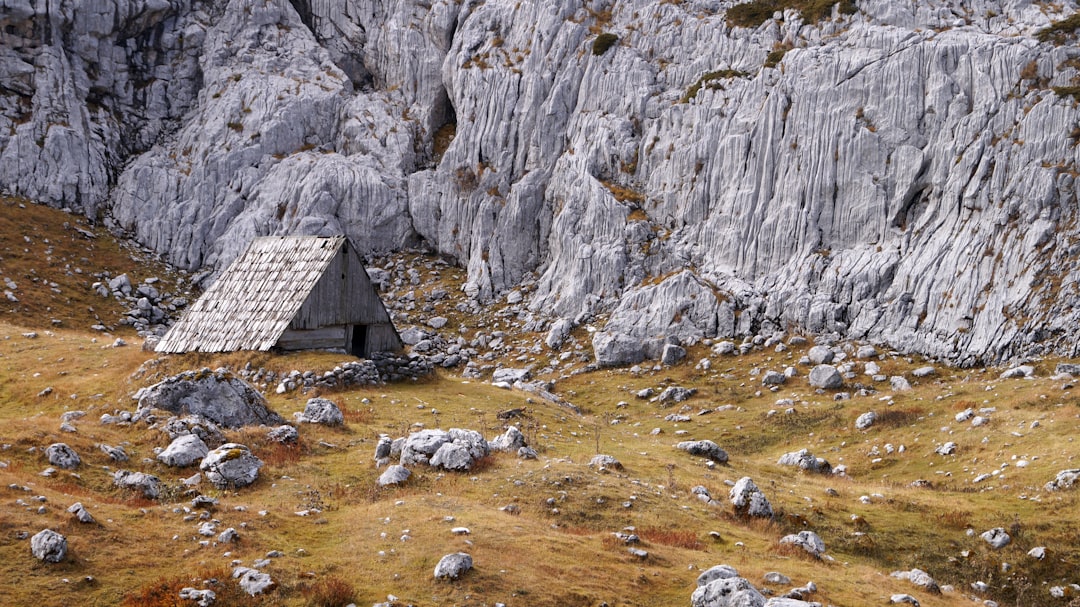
[156,236,359,353]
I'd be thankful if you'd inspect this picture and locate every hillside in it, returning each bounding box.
[4,0,1080,367]
[4,202,1080,607]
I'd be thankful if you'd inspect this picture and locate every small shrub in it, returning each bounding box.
[874,407,924,428]
[302,576,356,607]
[765,43,792,68]
[227,122,243,133]
[681,69,748,103]
[1037,14,1080,45]
[593,32,618,56]
[1053,86,1080,102]
[727,0,857,29]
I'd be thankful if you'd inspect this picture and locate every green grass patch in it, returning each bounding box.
[727,0,857,29]
[592,32,618,56]
[1037,13,1080,45]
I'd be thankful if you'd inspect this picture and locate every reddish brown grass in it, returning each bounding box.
[300,575,356,607]
[639,528,704,550]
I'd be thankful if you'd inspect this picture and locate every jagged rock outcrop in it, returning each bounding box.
[6,0,1080,365]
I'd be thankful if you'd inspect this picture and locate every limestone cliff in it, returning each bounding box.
[3,0,1080,365]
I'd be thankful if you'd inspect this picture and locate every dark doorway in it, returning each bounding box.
[351,325,368,357]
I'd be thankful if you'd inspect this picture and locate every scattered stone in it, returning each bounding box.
[133,370,284,428]
[113,470,161,499]
[999,365,1034,379]
[935,442,957,456]
[730,477,772,518]
[67,502,94,523]
[1044,469,1080,491]
[891,569,940,593]
[808,365,842,389]
[179,588,216,607]
[233,567,275,595]
[434,552,473,580]
[490,426,526,452]
[45,443,81,469]
[492,368,530,383]
[777,449,832,474]
[981,528,1011,549]
[763,572,791,585]
[855,411,877,430]
[99,443,129,461]
[713,341,736,355]
[855,345,877,359]
[677,440,729,463]
[200,444,263,489]
[779,531,825,556]
[218,528,238,543]
[158,434,210,467]
[590,454,623,470]
[30,529,67,563]
[697,564,740,586]
[267,425,298,444]
[890,595,920,606]
[761,371,786,386]
[658,386,697,403]
[1028,546,1046,560]
[691,576,766,607]
[890,376,912,391]
[807,345,834,365]
[1056,363,1080,376]
[294,397,344,425]
[912,366,935,378]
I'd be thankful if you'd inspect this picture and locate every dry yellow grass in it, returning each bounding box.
[1,200,1079,606]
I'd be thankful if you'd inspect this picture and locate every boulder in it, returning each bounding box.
[855,345,877,359]
[400,429,450,466]
[233,567,275,596]
[113,470,162,499]
[981,528,1011,549]
[489,426,526,452]
[730,477,772,518]
[777,449,832,474]
[378,465,411,486]
[295,397,344,425]
[779,530,826,556]
[855,411,877,430]
[935,442,957,456]
[134,370,284,428]
[45,443,81,469]
[891,569,940,593]
[912,366,936,378]
[691,576,766,607]
[434,552,473,580]
[807,345,834,364]
[808,365,843,389]
[661,343,687,366]
[589,454,623,470]
[161,416,225,447]
[697,564,740,587]
[157,434,209,467]
[492,368,530,383]
[374,435,394,460]
[200,443,263,489]
[890,376,913,391]
[890,595,920,606]
[592,332,646,367]
[1056,363,1080,376]
[1000,365,1034,379]
[1045,469,1080,491]
[67,502,94,523]
[267,425,298,444]
[430,442,474,471]
[179,588,216,607]
[30,529,67,563]
[545,318,573,349]
[658,386,696,403]
[761,371,786,386]
[677,440,729,463]
[447,428,489,460]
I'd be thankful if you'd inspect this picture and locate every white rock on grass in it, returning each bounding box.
[1028,546,1046,560]
[113,470,162,499]
[157,434,209,467]
[981,528,1011,549]
[935,442,957,456]
[729,477,772,518]
[691,576,766,607]
[891,569,940,593]
[808,365,842,389]
[233,567,274,595]
[890,376,913,391]
[1044,469,1080,491]
[589,454,623,470]
[855,411,877,430]
[696,564,740,586]
[890,595,920,606]
[200,443,263,489]
[30,529,67,563]
[433,552,473,580]
[779,531,826,556]
[777,449,832,474]
[67,502,94,523]
[377,464,411,488]
[489,426,526,452]
[267,425,298,444]
[294,397,344,425]
[134,370,284,428]
[676,440,729,463]
[179,588,216,607]
[45,443,80,469]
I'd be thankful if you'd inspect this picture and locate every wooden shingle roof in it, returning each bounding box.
[156,236,348,353]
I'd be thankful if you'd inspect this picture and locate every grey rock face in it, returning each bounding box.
[295,398,344,425]
[113,470,162,499]
[158,434,210,468]
[780,530,826,556]
[45,443,80,469]
[433,552,473,580]
[691,576,766,607]
[677,440,729,464]
[378,465,411,486]
[730,477,772,518]
[200,443,263,489]
[808,365,843,389]
[30,529,67,563]
[134,370,284,428]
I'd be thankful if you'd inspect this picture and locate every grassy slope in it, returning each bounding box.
[1,200,1079,607]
